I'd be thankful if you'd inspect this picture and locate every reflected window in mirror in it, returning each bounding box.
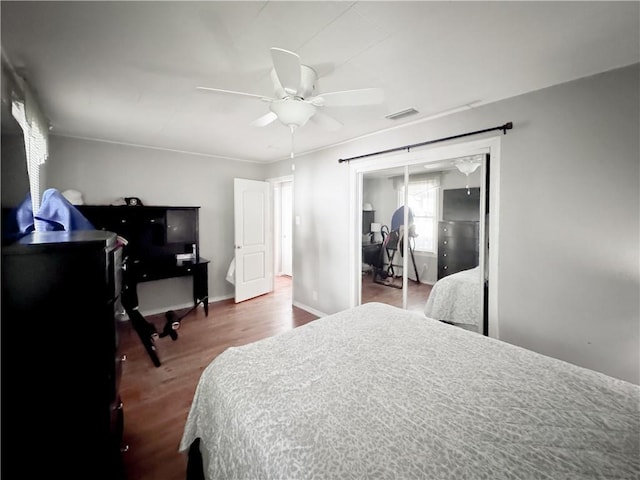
[397,176,439,253]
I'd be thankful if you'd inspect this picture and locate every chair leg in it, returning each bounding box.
[127,308,161,367]
[159,310,179,340]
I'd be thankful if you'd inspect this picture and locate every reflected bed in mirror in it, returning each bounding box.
[424,266,482,333]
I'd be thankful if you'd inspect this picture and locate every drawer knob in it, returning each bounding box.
[120,354,127,362]
[444,266,448,270]
[115,401,124,410]
[121,444,130,453]
[443,253,447,257]
[443,240,448,245]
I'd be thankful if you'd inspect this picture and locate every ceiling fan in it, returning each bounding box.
[197,47,384,157]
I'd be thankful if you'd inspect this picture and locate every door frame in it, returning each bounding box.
[267,174,294,281]
[349,136,502,338]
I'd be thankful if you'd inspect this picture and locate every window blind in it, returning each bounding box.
[7,66,49,223]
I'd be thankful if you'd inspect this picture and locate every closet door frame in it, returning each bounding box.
[349,136,502,338]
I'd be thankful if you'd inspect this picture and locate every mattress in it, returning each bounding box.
[180,302,640,479]
[424,266,481,327]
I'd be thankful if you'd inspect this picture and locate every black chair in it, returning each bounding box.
[373,207,421,287]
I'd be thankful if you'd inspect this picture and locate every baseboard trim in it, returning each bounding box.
[209,293,235,303]
[139,301,200,318]
[120,294,234,320]
[293,301,327,318]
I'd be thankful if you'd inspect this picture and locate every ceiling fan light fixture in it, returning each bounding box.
[454,156,482,175]
[198,46,382,139]
[454,155,483,195]
[269,99,316,128]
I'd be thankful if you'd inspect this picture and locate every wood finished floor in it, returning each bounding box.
[118,275,432,479]
[118,275,317,480]
[361,270,433,314]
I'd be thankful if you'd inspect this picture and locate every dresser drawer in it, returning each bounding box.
[440,253,478,269]
[438,259,479,278]
[112,351,125,401]
[109,396,127,479]
[438,235,478,252]
[437,220,480,280]
[439,221,478,239]
[110,396,125,441]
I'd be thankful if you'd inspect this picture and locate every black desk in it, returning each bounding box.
[77,204,209,315]
[362,242,383,268]
[121,255,210,368]
[129,256,210,316]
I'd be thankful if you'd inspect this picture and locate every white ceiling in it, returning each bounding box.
[1,1,638,163]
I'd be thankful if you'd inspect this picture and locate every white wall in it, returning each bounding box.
[47,136,267,314]
[266,64,640,384]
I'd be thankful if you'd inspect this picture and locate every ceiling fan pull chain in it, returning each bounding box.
[290,125,296,159]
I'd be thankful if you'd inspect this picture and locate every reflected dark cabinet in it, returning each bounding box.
[362,210,375,234]
[1,230,126,479]
[437,220,479,279]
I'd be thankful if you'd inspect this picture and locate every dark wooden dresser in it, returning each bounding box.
[437,220,479,279]
[1,230,127,479]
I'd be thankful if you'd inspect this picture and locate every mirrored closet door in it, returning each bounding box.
[359,154,488,334]
[361,165,409,309]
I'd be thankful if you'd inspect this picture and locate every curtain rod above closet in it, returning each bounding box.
[338,121,513,164]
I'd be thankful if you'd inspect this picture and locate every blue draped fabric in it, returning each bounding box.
[390,205,414,232]
[35,188,94,231]
[3,189,94,242]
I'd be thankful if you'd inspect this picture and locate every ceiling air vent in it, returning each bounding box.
[385,108,419,120]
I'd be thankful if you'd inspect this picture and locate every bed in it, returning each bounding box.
[180,302,640,480]
[424,266,482,330]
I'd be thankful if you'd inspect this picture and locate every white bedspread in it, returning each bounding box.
[180,302,640,480]
[424,266,481,327]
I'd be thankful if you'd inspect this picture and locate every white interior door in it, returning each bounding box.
[234,178,273,303]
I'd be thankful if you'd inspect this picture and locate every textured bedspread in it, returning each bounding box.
[180,302,640,480]
[424,266,481,327]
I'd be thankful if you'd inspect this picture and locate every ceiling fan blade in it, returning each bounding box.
[270,47,301,95]
[310,111,343,131]
[196,86,271,102]
[250,111,278,127]
[311,88,384,107]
